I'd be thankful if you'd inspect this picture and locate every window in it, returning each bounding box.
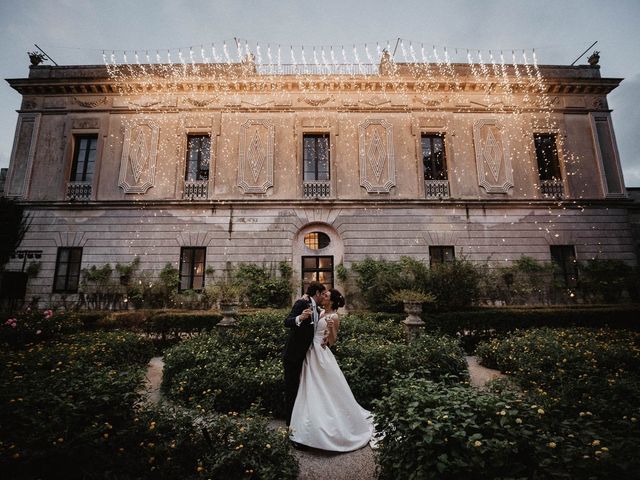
[70,135,98,182]
[422,134,447,180]
[304,232,331,250]
[303,134,330,181]
[179,247,206,291]
[53,247,82,293]
[429,246,454,267]
[185,135,211,181]
[550,245,578,288]
[534,134,561,181]
[301,255,333,293]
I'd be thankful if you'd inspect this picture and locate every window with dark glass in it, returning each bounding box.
[179,247,206,291]
[301,255,333,294]
[303,134,330,181]
[422,134,447,180]
[550,245,578,288]
[70,135,98,182]
[304,232,331,250]
[429,246,455,267]
[534,133,561,181]
[185,135,211,181]
[53,247,82,293]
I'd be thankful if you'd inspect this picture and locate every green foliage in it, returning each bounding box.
[115,256,141,285]
[578,258,633,303]
[351,256,428,312]
[427,259,482,310]
[232,262,293,308]
[0,197,31,270]
[0,331,296,479]
[163,312,468,416]
[336,333,468,408]
[476,328,640,420]
[490,256,555,305]
[374,378,539,479]
[427,305,640,352]
[0,331,154,477]
[374,376,633,479]
[335,262,348,282]
[79,263,124,310]
[473,328,640,478]
[350,256,482,311]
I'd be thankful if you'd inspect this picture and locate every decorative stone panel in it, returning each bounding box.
[237,119,274,194]
[473,119,513,194]
[358,119,395,193]
[118,120,160,194]
[5,114,40,198]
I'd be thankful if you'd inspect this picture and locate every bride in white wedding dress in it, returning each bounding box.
[289,288,374,451]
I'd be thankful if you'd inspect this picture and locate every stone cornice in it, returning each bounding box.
[7,64,622,97]
[15,197,634,211]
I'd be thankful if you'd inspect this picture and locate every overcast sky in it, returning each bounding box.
[1,0,639,185]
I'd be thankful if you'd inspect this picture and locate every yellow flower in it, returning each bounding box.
[473,440,482,447]
[196,465,204,473]
[515,418,522,424]
[548,442,556,448]
[537,408,545,415]
[266,444,271,449]
[591,440,600,446]
[601,447,609,452]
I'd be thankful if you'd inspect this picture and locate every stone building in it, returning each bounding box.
[1,52,635,306]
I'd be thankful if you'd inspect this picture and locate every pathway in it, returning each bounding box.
[141,355,504,480]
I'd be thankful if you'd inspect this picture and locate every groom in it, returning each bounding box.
[282,281,326,426]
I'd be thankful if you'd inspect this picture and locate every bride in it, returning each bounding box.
[289,288,374,451]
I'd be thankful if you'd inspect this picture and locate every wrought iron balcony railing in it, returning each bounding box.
[303,181,331,198]
[183,180,209,200]
[66,181,92,201]
[540,179,564,199]
[424,179,450,199]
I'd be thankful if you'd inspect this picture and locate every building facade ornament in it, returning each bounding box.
[358,118,396,193]
[118,120,160,194]
[237,119,274,194]
[473,118,514,193]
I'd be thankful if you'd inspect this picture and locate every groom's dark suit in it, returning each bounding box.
[283,294,319,426]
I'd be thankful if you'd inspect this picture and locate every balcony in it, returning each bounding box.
[303,181,331,199]
[183,180,208,200]
[540,179,564,199]
[66,181,92,201]
[424,180,450,199]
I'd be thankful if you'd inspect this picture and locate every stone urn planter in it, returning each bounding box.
[211,278,244,328]
[217,301,240,327]
[389,289,435,342]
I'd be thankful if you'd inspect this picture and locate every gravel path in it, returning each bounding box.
[142,354,505,480]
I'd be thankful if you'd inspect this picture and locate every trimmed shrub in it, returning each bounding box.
[426,305,640,352]
[374,377,633,479]
[163,312,468,416]
[336,334,468,408]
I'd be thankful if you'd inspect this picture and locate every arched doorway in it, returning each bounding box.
[292,223,344,295]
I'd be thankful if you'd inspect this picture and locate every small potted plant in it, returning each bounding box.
[28,51,46,66]
[389,289,436,341]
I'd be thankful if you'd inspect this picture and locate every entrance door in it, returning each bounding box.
[301,255,333,294]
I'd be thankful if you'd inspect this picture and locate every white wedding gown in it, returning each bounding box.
[289,314,374,451]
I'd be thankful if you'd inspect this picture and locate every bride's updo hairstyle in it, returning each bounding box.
[328,288,346,310]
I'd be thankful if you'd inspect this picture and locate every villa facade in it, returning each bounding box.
[2,55,635,305]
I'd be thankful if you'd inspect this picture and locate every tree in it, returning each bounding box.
[0,198,31,271]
